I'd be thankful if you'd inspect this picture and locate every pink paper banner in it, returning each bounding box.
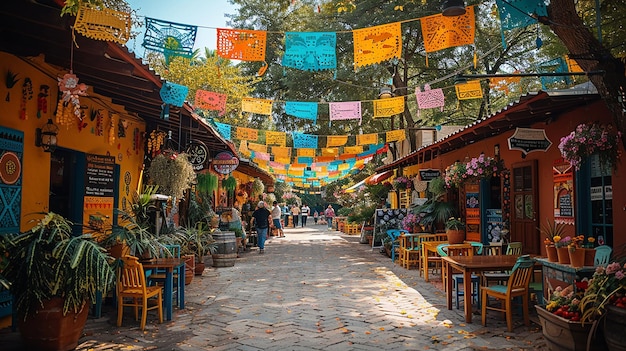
[329,101,362,122]
[415,84,444,111]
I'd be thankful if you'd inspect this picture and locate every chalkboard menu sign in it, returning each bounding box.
[419,169,441,181]
[558,194,573,217]
[85,154,115,197]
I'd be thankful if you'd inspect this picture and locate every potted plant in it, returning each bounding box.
[412,176,456,233]
[181,223,217,277]
[1,212,114,351]
[445,217,465,244]
[147,151,196,199]
[392,176,411,191]
[558,123,622,172]
[101,209,164,259]
[540,218,566,262]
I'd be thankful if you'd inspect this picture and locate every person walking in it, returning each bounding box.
[313,210,319,224]
[271,201,285,237]
[282,203,290,227]
[291,204,300,227]
[300,203,310,227]
[324,204,335,230]
[251,201,271,254]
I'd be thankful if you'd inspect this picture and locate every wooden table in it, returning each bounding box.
[421,241,447,282]
[442,255,520,323]
[142,258,185,320]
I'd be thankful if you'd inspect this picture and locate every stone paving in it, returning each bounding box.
[0,224,549,350]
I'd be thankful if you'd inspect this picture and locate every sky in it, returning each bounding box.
[125,0,238,58]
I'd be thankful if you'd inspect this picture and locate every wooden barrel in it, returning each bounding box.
[211,231,237,267]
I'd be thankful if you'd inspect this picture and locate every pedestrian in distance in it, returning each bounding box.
[291,204,300,227]
[251,201,272,254]
[313,210,319,224]
[300,203,310,227]
[324,204,335,230]
[271,201,285,237]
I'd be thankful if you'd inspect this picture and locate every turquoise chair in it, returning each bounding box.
[594,245,612,266]
[386,229,408,262]
[436,243,480,308]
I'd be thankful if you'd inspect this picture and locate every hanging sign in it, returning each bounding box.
[419,169,441,181]
[507,128,552,154]
[213,151,239,174]
[185,140,208,171]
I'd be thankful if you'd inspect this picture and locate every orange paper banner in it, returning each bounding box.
[235,127,259,141]
[353,22,402,68]
[373,96,405,118]
[217,28,267,61]
[386,129,406,142]
[248,142,267,153]
[272,146,291,158]
[455,80,483,100]
[242,97,273,115]
[266,130,287,146]
[343,145,363,154]
[421,6,475,53]
[326,135,348,147]
[321,148,339,157]
[357,133,379,145]
[297,148,316,157]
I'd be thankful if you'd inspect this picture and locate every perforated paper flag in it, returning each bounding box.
[283,32,336,71]
[239,140,251,157]
[195,90,227,116]
[248,142,267,153]
[357,133,379,145]
[272,146,291,158]
[143,18,197,57]
[235,127,259,141]
[488,75,521,94]
[415,84,444,111]
[326,135,348,147]
[321,148,339,157]
[373,96,404,118]
[386,129,406,143]
[266,131,287,146]
[242,97,273,115]
[217,28,267,62]
[297,148,316,157]
[455,80,483,100]
[275,156,291,164]
[353,22,402,68]
[160,82,188,107]
[285,101,318,121]
[293,132,318,149]
[539,57,571,89]
[329,101,361,122]
[344,146,363,154]
[421,6,475,53]
[74,4,131,44]
[253,151,271,161]
[214,122,231,140]
[496,0,547,48]
[565,55,583,73]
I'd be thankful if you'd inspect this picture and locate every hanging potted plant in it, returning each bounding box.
[392,176,412,191]
[1,212,114,351]
[147,151,196,199]
[558,123,622,171]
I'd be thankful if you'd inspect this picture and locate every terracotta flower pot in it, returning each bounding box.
[584,248,596,267]
[446,229,465,244]
[568,248,585,268]
[556,246,570,264]
[546,245,558,262]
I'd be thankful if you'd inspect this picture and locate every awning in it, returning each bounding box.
[344,179,367,193]
[365,170,394,185]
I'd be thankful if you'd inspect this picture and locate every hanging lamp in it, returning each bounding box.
[442,0,466,16]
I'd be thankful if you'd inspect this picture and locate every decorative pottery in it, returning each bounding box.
[604,305,626,351]
[446,229,465,244]
[556,247,570,264]
[546,245,558,262]
[584,248,596,267]
[194,261,205,276]
[535,305,605,351]
[568,248,585,268]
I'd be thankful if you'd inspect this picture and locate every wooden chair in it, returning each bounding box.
[481,255,535,332]
[386,229,408,263]
[482,242,523,285]
[437,243,479,306]
[594,245,612,266]
[417,233,447,276]
[399,235,421,269]
[483,242,503,256]
[117,255,163,330]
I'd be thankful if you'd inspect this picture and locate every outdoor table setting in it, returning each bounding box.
[141,258,186,321]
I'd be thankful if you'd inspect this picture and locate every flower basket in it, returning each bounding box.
[445,154,504,188]
[604,305,626,351]
[546,245,558,262]
[535,305,603,351]
[568,248,585,268]
[557,246,570,264]
[558,123,622,171]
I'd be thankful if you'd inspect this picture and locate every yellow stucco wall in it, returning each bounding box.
[0,52,146,232]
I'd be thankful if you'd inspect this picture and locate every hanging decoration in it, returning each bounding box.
[272,146,291,158]
[37,85,49,119]
[293,132,318,149]
[239,140,251,157]
[538,57,571,89]
[353,22,402,69]
[143,18,197,60]
[495,0,547,48]
[214,122,232,140]
[73,4,131,44]
[321,148,339,157]
[344,145,363,154]
[329,101,361,122]
[386,129,406,142]
[415,84,445,116]
[58,71,89,121]
[241,97,273,115]
[195,90,227,116]
[489,74,521,94]
[19,78,33,120]
[421,6,475,55]
[326,135,348,147]
[373,96,404,118]
[455,80,483,100]
[252,151,271,161]
[282,32,337,71]
[357,133,379,145]
[297,148,316,157]
[285,101,318,121]
[235,127,259,141]
[266,131,287,146]
[565,55,583,73]
[248,142,267,153]
[160,81,188,107]
[4,70,19,102]
[108,112,116,145]
[217,28,268,75]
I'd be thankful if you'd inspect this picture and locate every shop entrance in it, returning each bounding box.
[510,160,539,254]
[49,148,85,234]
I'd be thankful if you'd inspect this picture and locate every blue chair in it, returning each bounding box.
[386,229,408,262]
[437,243,481,308]
[594,245,612,266]
[147,244,181,305]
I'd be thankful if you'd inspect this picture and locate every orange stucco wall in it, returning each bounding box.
[0,52,146,232]
[412,100,625,254]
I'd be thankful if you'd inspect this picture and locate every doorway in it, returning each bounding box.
[49,149,85,233]
[510,160,539,254]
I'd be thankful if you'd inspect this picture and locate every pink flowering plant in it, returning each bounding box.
[558,123,622,171]
[445,154,504,188]
[393,176,412,191]
[401,212,422,232]
[444,162,467,188]
[580,261,626,323]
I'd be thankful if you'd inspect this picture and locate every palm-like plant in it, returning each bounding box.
[101,209,163,258]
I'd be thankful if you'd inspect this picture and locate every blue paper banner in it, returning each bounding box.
[292,132,318,149]
[160,82,188,107]
[285,101,318,121]
[496,0,547,48]
[214,122,232,140]
[539,57,571,89]
[297,157,314,165]
[282,32,337,71]
[143,18,197,57]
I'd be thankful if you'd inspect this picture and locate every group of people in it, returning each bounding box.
[250,201,337,254]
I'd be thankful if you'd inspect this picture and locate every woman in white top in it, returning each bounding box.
[271,201,284,237]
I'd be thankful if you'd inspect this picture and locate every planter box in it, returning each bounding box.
[535,305,605,351]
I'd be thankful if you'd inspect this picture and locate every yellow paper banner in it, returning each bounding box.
[321,148,339,156]
[338,163,350,171]
[239,140,251,157]
[386,129,406,142]
[565,55,583,73]
[272,146,291,158]
[343,145,363,154]
[373,96,405,118]
[266,131,287,146]
[357,133,379,145]
[421,6,475,53]
[455,80,483,100]
[289,169,305,177]
[353,22,402,68]
[274,169,287,175]
[74,4,131,44]
[242,97,273,115]
[248,142,267,153]
[235,127,259,141]
[326,135,348,147]
[297,148,316,157]
[275,156,291,164]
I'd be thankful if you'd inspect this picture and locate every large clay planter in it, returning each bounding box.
[604,305,626,351]
[584,248,596,267]
[18,297,90,351]
[194,260,205,276]
[568,248,585,268]
[446,229,465,244]
[546,245,558,262]
[535,305,604,351]
[556,246,570,264]
[183,255,194,285]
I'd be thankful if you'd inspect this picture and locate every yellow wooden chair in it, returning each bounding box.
[481,255,535,332]
[117,255,163,330]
